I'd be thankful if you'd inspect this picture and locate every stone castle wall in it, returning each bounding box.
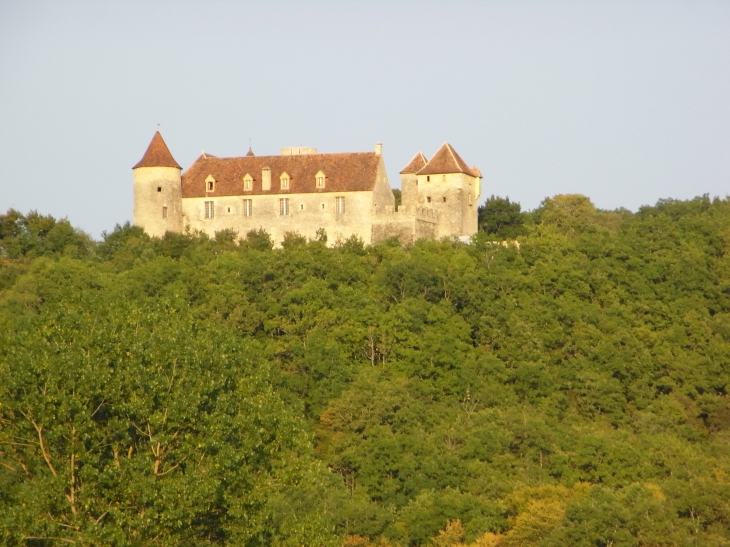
[182,190,376,245]
[133,166,183,238]
[413,172,479,239]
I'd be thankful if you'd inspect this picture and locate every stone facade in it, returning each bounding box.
[132,133,481,246]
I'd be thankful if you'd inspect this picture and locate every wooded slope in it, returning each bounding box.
[1,195,729,546]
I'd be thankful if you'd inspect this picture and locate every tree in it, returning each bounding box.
[477,196,525,239]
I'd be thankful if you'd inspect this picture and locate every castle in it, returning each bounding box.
[132,132,482,245]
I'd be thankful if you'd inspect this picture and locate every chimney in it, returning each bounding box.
[375,142,383,156]
[262,167,271,191]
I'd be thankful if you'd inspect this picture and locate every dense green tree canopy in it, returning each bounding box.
[2,195,730,546]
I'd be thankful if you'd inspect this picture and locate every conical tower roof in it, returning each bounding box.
[400,151,428,174]
[133,131,182,169]
[417,143,476,176]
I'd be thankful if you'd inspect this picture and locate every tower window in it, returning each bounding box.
[279,198,290,216]
[243,199,252,216]
[157,186,162,192]
[335,196,345,214]
[162,206,168,219]
[204,201,214,219]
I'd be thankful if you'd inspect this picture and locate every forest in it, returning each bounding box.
[1,194,729,546]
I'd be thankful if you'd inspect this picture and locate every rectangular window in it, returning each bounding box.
[243,199,252,217]
[279,198,289,216]
[317,177,324,187]
[162,206,168,219]
[335,196,345,214]
[281,178,289,189]
[204,201,214,219]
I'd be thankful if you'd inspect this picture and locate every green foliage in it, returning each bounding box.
[2,196,730,545]
[0,209,94,259]
[477,196,525,239]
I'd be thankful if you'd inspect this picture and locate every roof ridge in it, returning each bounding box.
[416,142,475,176]
[133,131,182,170]
[400,151,428,174]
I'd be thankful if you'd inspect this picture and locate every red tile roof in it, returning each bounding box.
[132,131,182,169]
[417,143,478,177]
[181,152,381,198]
[400,152,428,174]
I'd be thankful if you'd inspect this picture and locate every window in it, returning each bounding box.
[243,174,253,191]
[243,199,252,217]
[315,170,326,188]
[442,197,447,202]
[280,172,290,189]
[427,176,430,182]
[162,206,168,219]
[204,201,214,219]
[279,198,289,216]
[442,175,446,182]
[335,196,345,214]
[427,196,432,203]
[157,186,162,193]
[205,175,215,192]
[227,207,231,213]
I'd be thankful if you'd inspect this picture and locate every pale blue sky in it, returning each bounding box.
[1,0,728,237]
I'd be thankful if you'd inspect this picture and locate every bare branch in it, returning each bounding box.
[30,418,57,476]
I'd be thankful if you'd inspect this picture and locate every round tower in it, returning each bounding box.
[132,131,183,237]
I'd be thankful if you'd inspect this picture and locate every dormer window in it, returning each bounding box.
[243,174,253,191]
[205,175,215,192]
[315,170,326,188]
[280,172,290,190]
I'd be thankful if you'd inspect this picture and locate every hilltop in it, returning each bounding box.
[1,195,729,546]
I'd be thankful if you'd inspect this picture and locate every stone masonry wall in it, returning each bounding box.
[182,190,376,246]
[133,166,183,238]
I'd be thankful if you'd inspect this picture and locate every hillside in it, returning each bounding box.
[1,195,729,546]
